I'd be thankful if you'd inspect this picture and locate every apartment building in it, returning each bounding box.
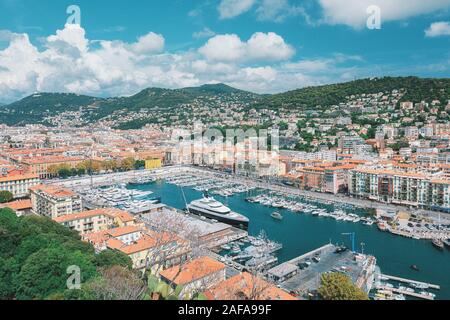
[84,228,190,271]
[54,208,136,235]
[339,135,366,154]
[0,170,40,198]
[30,184,83,219]
[300,164,355,194]
[348,169,450,212]
[21,156,85,179]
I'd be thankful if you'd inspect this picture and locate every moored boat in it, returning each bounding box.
[432,239,445,251]
[271,211,283,221]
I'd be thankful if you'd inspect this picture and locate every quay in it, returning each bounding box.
[377,286,435,300]
[381,274,440,290]
[267,244,377,298]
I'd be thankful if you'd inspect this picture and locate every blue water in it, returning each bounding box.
[130,180,450,300]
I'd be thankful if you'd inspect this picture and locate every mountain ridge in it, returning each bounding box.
[0,77,449,127]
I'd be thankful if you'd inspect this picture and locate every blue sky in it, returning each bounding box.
[0,0,449,101]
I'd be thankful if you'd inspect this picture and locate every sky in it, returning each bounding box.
[0,0,449,102]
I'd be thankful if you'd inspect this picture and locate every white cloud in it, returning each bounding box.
[192,27,216,39]
[199,34,246,62]
[0,24,368,101]
[199,32,294,62]
[218,0,256,19]
[130,32,165,54]
[425,21,450,37]
[255,0,310,22]
[318,0,450,29]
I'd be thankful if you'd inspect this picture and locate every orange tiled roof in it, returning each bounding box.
[54,208,133,223]
[0,199,32,211]
[159,256,225,285]
[30,184,76,198]
[205,272,296,301]
[21,156,84,165]
[0,172,39,183]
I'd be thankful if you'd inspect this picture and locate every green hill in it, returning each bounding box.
[256,77,450,110]
[0,78,448,126]
[0,83,260,125]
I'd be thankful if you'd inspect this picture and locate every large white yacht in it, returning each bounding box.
[187,192,249,230]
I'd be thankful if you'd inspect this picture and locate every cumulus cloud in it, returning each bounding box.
[318,0,450,29]
[425,21,450,37]
[0,24,368,101]
[199,32,295,62]
[218,0,256,19]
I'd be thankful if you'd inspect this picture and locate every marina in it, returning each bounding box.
[125,174,450,300]
[57,167,450,300]
[374,273,441,300]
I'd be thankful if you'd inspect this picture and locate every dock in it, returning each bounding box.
[381,274,440,290]
[378,286,435,300]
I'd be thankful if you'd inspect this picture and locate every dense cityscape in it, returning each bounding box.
[0,0,449,306]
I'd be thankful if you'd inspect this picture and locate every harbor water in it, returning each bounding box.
[130,180,450,300]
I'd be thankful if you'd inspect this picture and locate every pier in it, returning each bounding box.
[377,286,436,300]
[381,274,440,290]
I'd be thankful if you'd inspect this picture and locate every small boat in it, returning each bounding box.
[444,239,450,249]
[271,211,283,221]
[420,291,436,299]
[410,265,420,272]
[432,239,445,251]
[412,283,429,290]
[231,246,241,255]
[221,244,231,251]
[393,294,406,301]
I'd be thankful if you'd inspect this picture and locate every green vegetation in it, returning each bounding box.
[388,141,410,151]
[318,273,369,301]
[255,77,450,111]
[0,93,101,126]
[1,77,449,128]
[0,208,209,301]
[0,191,13,203]
[0,208,132,300]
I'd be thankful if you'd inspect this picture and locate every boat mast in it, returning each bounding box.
[180,185,190,214]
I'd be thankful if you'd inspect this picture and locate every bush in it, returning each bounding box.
[0,191,13,203]
[318,273,369,301]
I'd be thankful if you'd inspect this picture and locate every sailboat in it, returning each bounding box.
[432,214,445,251]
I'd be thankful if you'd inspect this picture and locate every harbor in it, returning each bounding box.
[53,166,450,300]
[373,273,440,300]
[126,174,450,300]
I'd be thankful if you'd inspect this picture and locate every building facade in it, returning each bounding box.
[30,184,83,219]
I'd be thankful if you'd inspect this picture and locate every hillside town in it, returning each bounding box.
[1,89,450,301]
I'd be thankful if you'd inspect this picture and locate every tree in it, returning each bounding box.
[318,273,369,301]
[94,249,133,269]
[120,158,136,171]
[0,191,13,203]
[82,266,146,300]
[14,244,98,300]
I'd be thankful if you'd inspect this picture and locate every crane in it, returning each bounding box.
[342,232,356,253]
